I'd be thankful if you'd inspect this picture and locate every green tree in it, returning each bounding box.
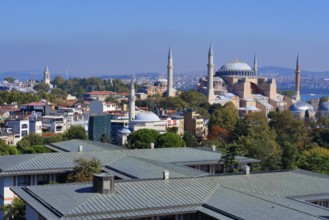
[182,132,199,147]
[33,83,50,93]
[4,77,15,83]
[179,90,207,107]
[240,112,282,170]
[100,134,109,143]
[67,158,101,182]
[155,132,186,148]
[63,126,87,140]
[16,134,45,149]
[319,96,329,104]
[20,145,51,154]
[297,147,329,175]
[208,102,239,132]
[0,141,19,155]
[0,197,25,220]
[52,76,65,87]
[269,110,310,168]
[126,129,160,149]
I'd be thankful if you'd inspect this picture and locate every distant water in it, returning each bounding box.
[300,94,329,101]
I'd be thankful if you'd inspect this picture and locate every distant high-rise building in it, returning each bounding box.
[166,48,174,97]
[44,66,51,85]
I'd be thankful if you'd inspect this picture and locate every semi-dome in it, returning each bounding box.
[220,58,252,71]
[134,111,161,122]
[318,101,329,111]
[213,76,224,82]
[289,101,314,112]
[119,127,131,134]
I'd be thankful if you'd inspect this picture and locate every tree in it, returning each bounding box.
[183,132,199,147]
[126,129,160,149]
[319,96,329,104]
[33,83,50,93]
[167,127,178,134]
[4,77,15,83]
[17,134,45,149]
[100,134,109,143]
[0,141,19,155]
[208,102,239,133]
[240,112,282,170]
[67,158,101,182]
[155,132,186,148]
[269,110,310,169]
[297,147,329,175]
[52,76,65,87]
[64,126,87,140]
[179,90,207,108]
[0,197,25,220]
[20,145,51,154]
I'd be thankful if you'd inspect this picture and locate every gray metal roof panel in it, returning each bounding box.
[46,139,124,152]
[12,170,329,219]
[0,148,223,175]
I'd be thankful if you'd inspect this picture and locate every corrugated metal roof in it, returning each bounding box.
[0,148,223,175]
[45,139,124,152]
[11,170,329,220]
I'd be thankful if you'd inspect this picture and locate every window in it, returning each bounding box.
[37,174,49,185]
[21,124,28,129]
[21,130,28,137]
[18,175,31,186]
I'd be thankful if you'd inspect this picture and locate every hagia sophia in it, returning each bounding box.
[155,45,318,118]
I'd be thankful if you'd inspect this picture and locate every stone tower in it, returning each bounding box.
[253,54,258,76]
[44,66,51,85]
[166,48,174,97]
[295,54,301,101]
[128,76,136,123]
[207,44,215,104]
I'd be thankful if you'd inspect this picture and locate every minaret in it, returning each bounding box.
[166,48,174,97]
[253,54,258,76]
[295,54,301,101]
[128,76,136,123]
[207,44,215,104]
[44,66,51,85]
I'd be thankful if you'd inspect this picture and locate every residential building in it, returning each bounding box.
[41,115,66,133]
[89,100,117,114]
[6,119,29,140]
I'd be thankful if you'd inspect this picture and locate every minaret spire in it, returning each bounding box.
[128,76,136,123]
[44,65,51,85]
[253,54,258,76]
[207,44,215,104]
[295,53,301,101]
[166,48,174,97]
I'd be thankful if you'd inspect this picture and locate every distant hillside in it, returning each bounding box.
[259,66,329,78]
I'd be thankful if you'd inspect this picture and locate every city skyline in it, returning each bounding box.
[1,0,329,75]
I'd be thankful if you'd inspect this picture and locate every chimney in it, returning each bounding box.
[93,174,115,194]
[163,170,169,180]
[150,142,154,149]
[211,145,216,152]
[78,145,83,152]
[244,166,250,175]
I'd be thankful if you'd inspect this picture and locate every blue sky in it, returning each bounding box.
[1,0,329,76]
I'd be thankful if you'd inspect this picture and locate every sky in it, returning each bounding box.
[1,0,329,76]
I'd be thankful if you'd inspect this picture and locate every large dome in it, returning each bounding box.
[220,58,252,71]
[134,111,161,122]
[216,57,256,77]
[289,101,314,112]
